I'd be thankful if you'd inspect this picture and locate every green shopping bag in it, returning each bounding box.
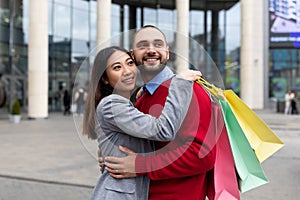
[219,98,269,193]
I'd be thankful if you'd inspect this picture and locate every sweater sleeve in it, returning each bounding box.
[135,138,216,179]
[97,77,193,141]
[135,84,218,179]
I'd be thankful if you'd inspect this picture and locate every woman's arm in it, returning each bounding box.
[97,77,193,141]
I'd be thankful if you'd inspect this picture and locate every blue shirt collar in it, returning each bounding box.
[144,67,175,95]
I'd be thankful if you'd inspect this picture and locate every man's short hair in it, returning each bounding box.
[134,25,167,44]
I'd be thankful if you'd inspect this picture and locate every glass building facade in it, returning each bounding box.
[269,49,300,100]
[0,0,297,113]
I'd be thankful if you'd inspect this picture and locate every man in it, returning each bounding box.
[103,25,218,200]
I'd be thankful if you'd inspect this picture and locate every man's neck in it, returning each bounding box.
[140,67,166,84]
[141,73,157,84]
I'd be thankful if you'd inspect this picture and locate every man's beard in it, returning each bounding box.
[138,62,166,76]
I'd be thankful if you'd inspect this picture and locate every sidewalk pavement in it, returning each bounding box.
[0,109,300,199]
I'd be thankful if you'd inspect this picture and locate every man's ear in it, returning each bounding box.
[166,46,170,60]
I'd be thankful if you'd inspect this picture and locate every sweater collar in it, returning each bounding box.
[143,67,175,95]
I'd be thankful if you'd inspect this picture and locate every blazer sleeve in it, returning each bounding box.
[96,77,193,141]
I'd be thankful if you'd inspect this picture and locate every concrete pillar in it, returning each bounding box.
[240,0,269,109]
[28,0,48,118]
[176,0,189,73]
[97,0,111,47]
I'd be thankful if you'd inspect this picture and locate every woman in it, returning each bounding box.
[83,46,200,200]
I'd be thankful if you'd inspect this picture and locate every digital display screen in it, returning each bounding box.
[269,0,300,48]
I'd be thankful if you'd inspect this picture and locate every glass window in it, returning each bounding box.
[190,11,204,37]
[13,28,26,45]
[0,0,10,25]
[90,1,97,42]
[157,9,175,31]
[73,0,88,9]
[13,44,27,74]
[13,0,23,28]
[225,2,240,55]
[0,24,9,42]
[54,0,71,7]
[54,3,71,38]
[22,0,29,43]
[218,10,225,39]
[14,44,26,57]
[0,41,9,55]
[0,53,10,74]
[271,49,298,70]
[206,11,212,44]
[225,3,241,93]
[112,4,120,36]
[48,0,53,35]
[144,8,157,25]
[136,7,141,28]
[72,8,88,40]
[71,39,89,56]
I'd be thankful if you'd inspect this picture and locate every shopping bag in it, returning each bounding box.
[195,78,283,192]
[207,100,240,200]
[196,78,284,163]
[224,90,284,163]
[219,98,268,193]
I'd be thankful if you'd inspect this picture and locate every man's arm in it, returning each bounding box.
[136,92,222,180]
[135,138,216,180]
[105,135,216,180]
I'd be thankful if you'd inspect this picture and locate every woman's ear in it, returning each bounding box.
[130,49,136,63]
[130,49,134,58]
[101,76,109,85]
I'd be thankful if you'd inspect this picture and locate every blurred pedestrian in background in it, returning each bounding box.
[291,90,298,115]
[74,87,87,116]
[284,90,295,115]
[63,89,71,115]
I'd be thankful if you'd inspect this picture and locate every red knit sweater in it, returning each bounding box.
[135,79,216,200]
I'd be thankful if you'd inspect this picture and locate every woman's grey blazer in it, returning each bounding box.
[89,77,193,200]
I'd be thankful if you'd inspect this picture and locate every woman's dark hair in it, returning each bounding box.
[83,46,131,139]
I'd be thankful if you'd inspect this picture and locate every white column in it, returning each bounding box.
[28,0,48,118]
[97,0,111,48]
[240,0,269,109]
[176,0,189,73]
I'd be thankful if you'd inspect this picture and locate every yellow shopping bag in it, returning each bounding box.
[196,77,284,163]
[223,90,284,163]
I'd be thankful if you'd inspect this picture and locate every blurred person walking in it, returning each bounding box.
[291,91,298,115]
[74,87,87,116]
[0,73,6,108]
[63,89,71,115]
[284,90,294,115]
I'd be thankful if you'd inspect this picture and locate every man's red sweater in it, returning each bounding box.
[135,79,216,200]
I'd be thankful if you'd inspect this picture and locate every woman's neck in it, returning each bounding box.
[116,90,131,99]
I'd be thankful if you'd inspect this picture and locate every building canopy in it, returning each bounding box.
[111,0,239,11]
